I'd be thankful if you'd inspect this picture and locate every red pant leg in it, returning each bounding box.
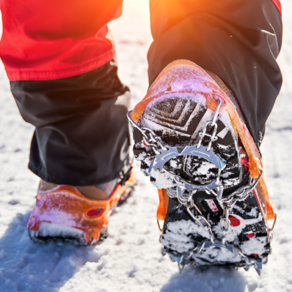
[0,0,123,81]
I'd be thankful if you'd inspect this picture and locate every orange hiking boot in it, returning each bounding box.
[27,170,136,245]
[128,60,276,274]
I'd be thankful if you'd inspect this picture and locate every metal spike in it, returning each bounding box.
[161,248,167,256]
[176,185,186,199]
[148,159,155,174]
[199,240,207,253]
[228,245,237,258]
[254,261,263,276]
[244,265,250,271]
[169,254,177,262]
[232,246,237,258]
[176,256,185,273]
[216,184,224,201]
[178,263,185,273]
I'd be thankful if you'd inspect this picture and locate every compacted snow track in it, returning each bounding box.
[0,1,292,291]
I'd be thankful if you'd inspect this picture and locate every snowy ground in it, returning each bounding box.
[0,1,292,291]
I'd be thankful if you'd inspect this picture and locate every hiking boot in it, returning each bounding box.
[27,169,136,245]
[128,60,276,274]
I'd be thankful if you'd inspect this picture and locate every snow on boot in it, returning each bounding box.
[128,60,276,274]
[27,170,136,245]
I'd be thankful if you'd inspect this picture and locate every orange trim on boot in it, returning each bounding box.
[27,172,136,244]
[157,189,169,220]
[259,177,275,221]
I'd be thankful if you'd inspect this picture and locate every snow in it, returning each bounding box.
[213,213,263,244]
[193,245,242,265]
[161,220,211,254]
[32,223,84,239]
[240,237,267,257]
[192,161,215,176]
[0,0,292,291]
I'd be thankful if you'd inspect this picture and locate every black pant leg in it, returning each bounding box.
[11,60,131,185]
[148,0,282,146]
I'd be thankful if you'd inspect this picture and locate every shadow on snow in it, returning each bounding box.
[160,265,249,292]
[0,210,253,292]
[0,211,101,292]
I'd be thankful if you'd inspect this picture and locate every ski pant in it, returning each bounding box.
[1,0,282,185]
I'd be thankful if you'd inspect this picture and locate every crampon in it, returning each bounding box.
[128,60,276,275]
